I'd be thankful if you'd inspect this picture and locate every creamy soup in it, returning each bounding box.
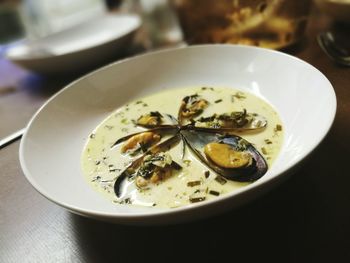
[81,87,283,208]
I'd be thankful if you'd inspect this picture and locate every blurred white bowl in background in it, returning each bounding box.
[5,13,141,74]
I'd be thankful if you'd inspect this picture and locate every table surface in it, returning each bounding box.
[1,8,350,263]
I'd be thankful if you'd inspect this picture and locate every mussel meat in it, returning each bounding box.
[178,94,208,123]
[181,130,267,181]
[204,142,252,169]
[137,111,163,127]
[121,131,161,154]
[135,152,182,188]
[114,134,181,197]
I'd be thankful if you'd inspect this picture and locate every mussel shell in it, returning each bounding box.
[181,130,268,182]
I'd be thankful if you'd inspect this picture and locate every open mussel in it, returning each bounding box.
[120,131,161,154]
[178,94,209,124]
[135,152,182,188]
[137,111,163,126]
[192,109,267,131]
[114,134,181,198]
[181,130,267,182]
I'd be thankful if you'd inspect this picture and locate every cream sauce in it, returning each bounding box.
[81,86,283,208]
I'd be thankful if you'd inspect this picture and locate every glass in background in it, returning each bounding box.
[172,0,312,49]
[139,0,183,49]
[19,0,106,39]
[0,0,24,44]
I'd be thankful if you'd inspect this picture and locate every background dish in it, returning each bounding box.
[5,14,141,74]
[19,45,336,224]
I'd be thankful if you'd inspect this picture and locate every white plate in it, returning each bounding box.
[5,14,141,74]
[19,45,336,225]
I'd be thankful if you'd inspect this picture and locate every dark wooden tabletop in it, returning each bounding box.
[1,8,350,263]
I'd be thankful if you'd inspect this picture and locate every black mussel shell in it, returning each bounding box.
[181,130,268,182]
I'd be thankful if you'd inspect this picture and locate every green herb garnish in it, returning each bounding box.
[187,181,201,187]
[209,190,220,196]
[215,176,227,185]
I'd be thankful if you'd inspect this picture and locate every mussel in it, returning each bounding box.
[137,111,163,127]
[178,94,209,124]
[135,152,182,188]
[181,130,267,182]
[121,131,161,154]
[114,134,181,197]
[194,109,267,130]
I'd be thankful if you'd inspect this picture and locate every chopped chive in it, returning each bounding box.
[91,175,101,182]
[187,181,201,187]
[189,197,206,203]
[204,170,210,178]
[183,159,191,166]
[264,139,272,144]
[121,118,129,124]
[214,99,223,103]
[122,198,132,204]
[209,190,220,196]
[233,91,246,99]
[215,176,227,185]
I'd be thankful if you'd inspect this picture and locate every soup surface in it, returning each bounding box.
[81,86,283,208]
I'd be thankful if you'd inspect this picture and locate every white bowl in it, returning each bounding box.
[19,45,336,224]
[5,14,141,74]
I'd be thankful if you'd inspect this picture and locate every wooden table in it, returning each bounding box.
[1,9,349,262]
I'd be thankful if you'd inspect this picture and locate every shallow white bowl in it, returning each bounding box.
[19,45,336,224]
[5,14,141,74]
